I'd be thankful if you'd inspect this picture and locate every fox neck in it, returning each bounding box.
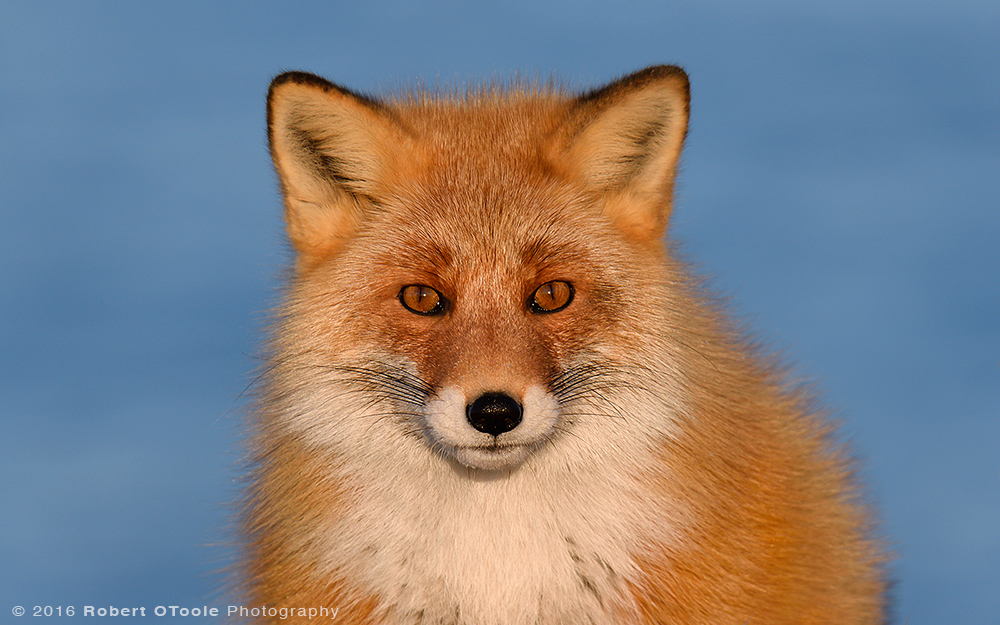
[307,430,686,624]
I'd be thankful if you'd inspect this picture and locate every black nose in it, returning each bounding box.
[466,392,523,436]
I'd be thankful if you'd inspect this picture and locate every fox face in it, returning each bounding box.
[266,67,691,474]
[251,66,886,624]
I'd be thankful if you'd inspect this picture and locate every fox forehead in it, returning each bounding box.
[365,213,621,308]
[389,90,571,150]
[358,92,590,226]
[357,168,613,270]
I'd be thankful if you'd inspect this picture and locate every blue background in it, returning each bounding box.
[2,1,997,623]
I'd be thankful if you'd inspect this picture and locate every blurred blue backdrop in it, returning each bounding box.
[2,1,997,623]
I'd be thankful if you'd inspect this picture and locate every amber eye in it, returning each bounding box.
[530,280,574,313]
[399,285,446,315]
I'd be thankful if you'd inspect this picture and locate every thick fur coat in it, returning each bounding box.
[241,66,887,624]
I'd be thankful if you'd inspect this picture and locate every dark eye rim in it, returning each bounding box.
[529,280,575,314]
[398,284,448,316]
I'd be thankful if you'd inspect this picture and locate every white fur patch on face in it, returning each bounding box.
[286,355,693,624]
[423,385,560,471]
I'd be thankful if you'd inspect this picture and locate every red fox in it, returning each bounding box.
[243,65,886,624]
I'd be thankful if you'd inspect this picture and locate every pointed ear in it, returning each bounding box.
[267,72,414,260]
[557,65,689,244]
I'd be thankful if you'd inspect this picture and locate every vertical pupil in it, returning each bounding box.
[403,285,439,313]
[535,281,568,310]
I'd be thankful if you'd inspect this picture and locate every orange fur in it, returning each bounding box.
[242,66,887,624]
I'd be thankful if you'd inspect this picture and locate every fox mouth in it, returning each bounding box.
[451,441,535,471]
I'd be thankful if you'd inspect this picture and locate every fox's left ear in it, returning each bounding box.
[556,65,689,244]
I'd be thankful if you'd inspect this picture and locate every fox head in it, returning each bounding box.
[266,66,690,472]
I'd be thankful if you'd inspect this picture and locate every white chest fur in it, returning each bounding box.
[312,439,684,625]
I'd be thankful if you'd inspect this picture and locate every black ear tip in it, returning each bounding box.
[270,71,335,90]
[578,64,689,107]
[626,65,690,99]
[634,64,688,81]
[267,71,385,113]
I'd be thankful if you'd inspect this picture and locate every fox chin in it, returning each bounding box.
[239,65,888,624]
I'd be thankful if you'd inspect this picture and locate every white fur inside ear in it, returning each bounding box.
[268,76,406,256]
[561,71,689,239]
[572,96,678,191]
[270,82,386,199]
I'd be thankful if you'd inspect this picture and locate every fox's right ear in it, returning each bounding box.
[267,72,414,260]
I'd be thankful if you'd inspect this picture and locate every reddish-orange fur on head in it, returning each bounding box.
[243,66,887,624]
